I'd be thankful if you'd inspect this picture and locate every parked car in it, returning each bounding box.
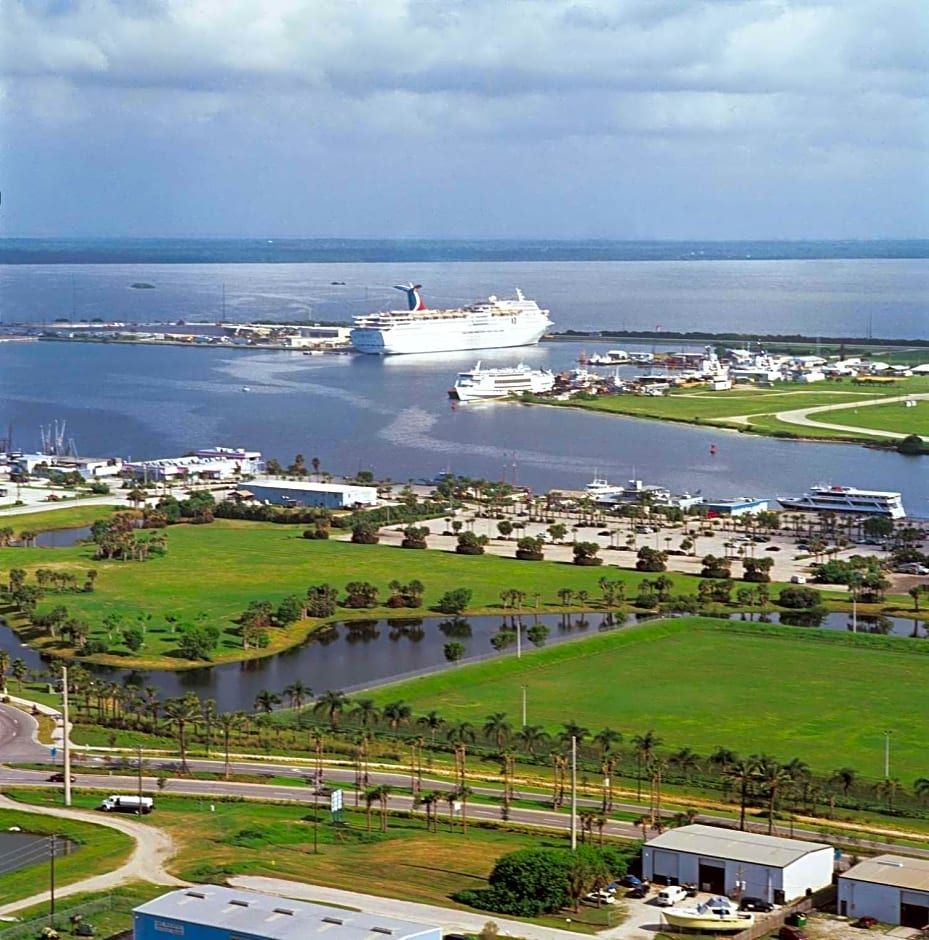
[852,916,880,929]
[656,885,688,907]
[627,883,650,899]
[619,874,643,887]
[739,897,775,912]
[584,890,615,905]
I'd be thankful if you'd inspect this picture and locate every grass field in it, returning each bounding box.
[0,807,134,907]
[4,791,616,932]
[0,504,117,532]
[804,400,929,437]
[0,520,741,667]
[545,375,929,442]
[366,617,929,784]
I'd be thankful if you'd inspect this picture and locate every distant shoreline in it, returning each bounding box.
[2,236,928,265]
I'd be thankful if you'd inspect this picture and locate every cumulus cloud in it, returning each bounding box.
[1,0,926,237]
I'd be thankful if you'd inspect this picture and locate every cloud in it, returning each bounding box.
[1,0,926,237]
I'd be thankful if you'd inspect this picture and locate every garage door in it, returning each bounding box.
[653,850,680,885]
[900,896,929,929]
[699,862,726,895]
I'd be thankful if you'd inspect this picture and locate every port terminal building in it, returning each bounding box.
[134,885,440,940]
[245,479,378,509]
[838,854,929,927]
[125,447,263,482]
[642,824,833,904]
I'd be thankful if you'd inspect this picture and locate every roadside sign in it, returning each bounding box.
[330,789,343,813]
[50,747,57,758]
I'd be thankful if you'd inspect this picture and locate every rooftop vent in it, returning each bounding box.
[229,900,250,907]
[322,917,344,926]
[371,928,394,936]
[185,892,206,900]
[273,909,295,916]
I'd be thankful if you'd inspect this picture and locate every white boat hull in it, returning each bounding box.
[352,320,549,355]
[663,911,755,932]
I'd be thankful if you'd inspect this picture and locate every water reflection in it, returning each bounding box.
[1,609,924,713]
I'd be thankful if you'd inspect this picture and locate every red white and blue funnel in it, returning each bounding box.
[394,283,426,311]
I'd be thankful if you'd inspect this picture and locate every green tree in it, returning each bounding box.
[218,711,245,779]
[162,693,202,773]
[631,729,663,802]
[436,588,472,615]
[483,712,513,750]
[313,690,350,729]
[283,679,312,711]
[254,689,282,714]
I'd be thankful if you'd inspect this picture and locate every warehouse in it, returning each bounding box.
[245,480,378,509]
[838,854,929,927]
[134,885,440,940]
[642,824,833,903]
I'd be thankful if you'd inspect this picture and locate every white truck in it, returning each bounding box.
[99,795,153,814]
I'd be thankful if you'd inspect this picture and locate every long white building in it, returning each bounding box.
[642,824,834,904]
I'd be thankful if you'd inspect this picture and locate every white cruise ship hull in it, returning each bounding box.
[777,486,906,519]
[351,319,549,355]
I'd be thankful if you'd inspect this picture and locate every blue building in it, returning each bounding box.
[134,886,440,940]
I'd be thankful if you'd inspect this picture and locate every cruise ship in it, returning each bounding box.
[449,362,556,402]
[350,284,553,355]
[777,484,906,519]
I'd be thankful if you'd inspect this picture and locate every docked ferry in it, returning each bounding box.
[777,484,906,519]
[449,361,556,401]
[350,284,553,355]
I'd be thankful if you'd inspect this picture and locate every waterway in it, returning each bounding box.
[0,612,923,713]
[0,830,76,875]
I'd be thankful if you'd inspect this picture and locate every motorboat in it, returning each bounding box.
[662,896,755,932]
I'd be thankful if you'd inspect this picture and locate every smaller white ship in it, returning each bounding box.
[777,484,906,519]
[662,896,755,932]
[449,362,556,402]
[588,349,630,366]
[593,478,703,511]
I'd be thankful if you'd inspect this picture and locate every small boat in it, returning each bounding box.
[241,386,251,393]
[663,896,755,932]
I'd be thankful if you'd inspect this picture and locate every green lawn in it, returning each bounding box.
[806,400,929,437]
[0,504,116,532]
[544,376,929,442]
[366,617,929,784]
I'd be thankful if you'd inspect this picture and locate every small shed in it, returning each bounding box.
[642,824,833,904]
[838,854,929,927]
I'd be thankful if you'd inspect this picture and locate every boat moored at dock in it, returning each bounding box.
[777,484,906,519]
[449,361,556,401]
[350,284,553,355]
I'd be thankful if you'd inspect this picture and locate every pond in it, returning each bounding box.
[0,830,77,874]
[35,526,93,548]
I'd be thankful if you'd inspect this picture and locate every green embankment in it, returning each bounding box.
[367,617,929,784]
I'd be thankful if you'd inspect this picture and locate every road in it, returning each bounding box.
[772,392,929,439]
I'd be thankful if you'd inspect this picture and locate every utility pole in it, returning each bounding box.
[62,666,72,807]
[49,834,56,927]
[521,685,527,728]
[137,743,143,806]
[570,735,578,851]
[884,730,892,779]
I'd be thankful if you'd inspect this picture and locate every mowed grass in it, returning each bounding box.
[806,400,929,437]
[0,503,117,532]
[0,806,134,907]
[546,376,929,440]
[366,618,929,784]
[3,791,609,931]
[2,520,716,665]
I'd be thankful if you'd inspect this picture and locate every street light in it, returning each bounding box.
[884,730,892,779]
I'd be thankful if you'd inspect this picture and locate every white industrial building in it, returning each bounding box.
[838,855,929,927]
[246,479,378,509]
[125,447,262,482]
[134,885,440,940]
[642,824,834,904]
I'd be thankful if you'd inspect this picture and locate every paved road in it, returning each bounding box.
[0,703,51,762]
[773,392,929,439]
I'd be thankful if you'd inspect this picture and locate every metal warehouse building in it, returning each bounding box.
[246,480,378,509]
[642,824,834,903]
[838,854,929,927]
[134,886,441,940]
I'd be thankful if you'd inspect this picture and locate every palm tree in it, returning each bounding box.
[382,700,412,733]
[200,698,217,756]
[670,746,702,784]
[592,727,622,756]
[283,680,312,711]
[724,757,758,831]
[830,766,857,798]
[515,724,549,757]
[162,693,202,774]
[416,710,445,745]
[458,785,473,833]
[913,777,929,805]
[364,786,379,831]
[0,650,10,692]
[631,729,663,801]
[634,813,651,840]
[446,722,476,788]
[378,784,393,832]
[875,777,902,810]
[254,689,281,714]
[483,712,512,750]
[313,690,350,729]
[217,711,245,779]
[351,698,380,729]
[559,720,589,748]
[755,755,792,835]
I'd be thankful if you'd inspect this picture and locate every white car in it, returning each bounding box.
[656,885,688,907]
[584,890,616,905]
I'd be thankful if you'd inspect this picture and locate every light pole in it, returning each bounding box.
[521,685,527,728]
[884,730,892,779]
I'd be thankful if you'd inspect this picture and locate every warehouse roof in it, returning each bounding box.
[134,886,437,940]
[841,855,929,892]
[249,479,377,494]
[647,824,831,867]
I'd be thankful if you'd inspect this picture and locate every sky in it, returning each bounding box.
[1,0,927,239]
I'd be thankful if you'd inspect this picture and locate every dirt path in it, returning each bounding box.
[0,794,186,916]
